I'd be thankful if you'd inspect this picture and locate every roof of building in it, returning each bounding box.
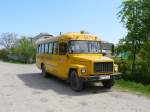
[34,33,53,41]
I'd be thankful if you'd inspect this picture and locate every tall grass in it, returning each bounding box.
[116,80,150,97]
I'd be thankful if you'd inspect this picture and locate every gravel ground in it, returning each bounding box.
[0,61,150,112]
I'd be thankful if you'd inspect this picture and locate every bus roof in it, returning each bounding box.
[35,32,100,44]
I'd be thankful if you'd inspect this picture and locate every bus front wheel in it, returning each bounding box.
[69,71,83,91]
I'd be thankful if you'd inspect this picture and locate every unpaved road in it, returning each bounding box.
[0,61,150,112]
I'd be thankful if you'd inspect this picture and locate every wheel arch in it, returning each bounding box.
[68,68,78,78]
[41,63,44,69]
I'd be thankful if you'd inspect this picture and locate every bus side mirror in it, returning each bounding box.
[111,44,114,56]
[102,52,106,56]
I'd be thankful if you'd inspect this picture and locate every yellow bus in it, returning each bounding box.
[36,32,121,91]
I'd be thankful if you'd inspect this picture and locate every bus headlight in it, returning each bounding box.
[114,64,118,72]
[81,68,86,73]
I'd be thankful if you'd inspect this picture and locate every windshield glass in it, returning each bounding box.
[69,40,101,54]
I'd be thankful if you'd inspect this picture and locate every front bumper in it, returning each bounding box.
[81,72,122,82]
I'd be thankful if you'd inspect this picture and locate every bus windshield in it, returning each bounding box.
[69,40,101,54]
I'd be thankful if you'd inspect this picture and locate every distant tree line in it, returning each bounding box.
[0,32,36,64]
[116,0,150,84]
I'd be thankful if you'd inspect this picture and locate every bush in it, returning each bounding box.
[116,80,150,96]
[117,58,150,85]
[10,37,36,64]
[0,49,9,60]
[130,62,150,85]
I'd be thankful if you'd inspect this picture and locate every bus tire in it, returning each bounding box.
[102,79,114,89]
[69,70,83,92]
[41,64,48,78]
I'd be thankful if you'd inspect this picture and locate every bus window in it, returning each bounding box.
[48,42,53,54]
[53,42,58,54]
[59,42,67,55]
[39,44,42,54]
[41,44,45,54]
[45,43,49,54]
[37,44,40,54]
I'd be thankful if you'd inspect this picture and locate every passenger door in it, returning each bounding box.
[57,42,69,79]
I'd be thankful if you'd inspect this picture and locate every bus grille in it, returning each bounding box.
[94,62,113,73]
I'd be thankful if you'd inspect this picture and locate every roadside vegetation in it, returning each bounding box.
[115,0,150,94]
[0,33,36,64]
[116,80,150,97]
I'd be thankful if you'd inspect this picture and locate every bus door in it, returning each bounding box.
[57,42,68,78]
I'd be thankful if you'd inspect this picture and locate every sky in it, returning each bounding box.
[0,0,126,44]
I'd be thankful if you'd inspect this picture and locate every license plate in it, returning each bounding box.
[99,75,110,80]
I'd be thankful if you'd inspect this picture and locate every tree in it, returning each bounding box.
[118,0,150,47]
[118,0,150,72]
[0,32,18,50]
[139,41,150,63]
[117,0,150,84]
[11,37,36,63]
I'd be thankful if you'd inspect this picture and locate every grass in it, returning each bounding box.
[0,59,35,64]
[4,60,25,64]
[115,80,150,97]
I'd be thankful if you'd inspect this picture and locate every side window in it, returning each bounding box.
[39,44,41,54]
[38,44,41,54]
[39,44,42,54]
[37,44,40,54]
[48,42,53,54]
[53,42,58,54]
[59,42,67,55]
[41,44,45,54]
[45,43,49,54]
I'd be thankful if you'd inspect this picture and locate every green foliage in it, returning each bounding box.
[116,58,150,85]
[11,37,36,64]
[116,0,150,85]
[116,80,150,97]
[117,0,150,55]
[138,41,150,63]
[0,49,9,60]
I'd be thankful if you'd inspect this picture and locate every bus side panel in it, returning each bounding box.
[57,55,70,79]
[45,54,59,76]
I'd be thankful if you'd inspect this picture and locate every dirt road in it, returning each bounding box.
[0,61,150,112]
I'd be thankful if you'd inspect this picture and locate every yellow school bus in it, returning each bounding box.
[36,32,121,91]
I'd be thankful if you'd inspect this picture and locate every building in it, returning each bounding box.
[33,33,53,42]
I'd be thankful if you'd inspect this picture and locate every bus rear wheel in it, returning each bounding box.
[41,64,48,77]
[69,71,83,92]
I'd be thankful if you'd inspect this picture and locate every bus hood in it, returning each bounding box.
[70,54,114,62]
